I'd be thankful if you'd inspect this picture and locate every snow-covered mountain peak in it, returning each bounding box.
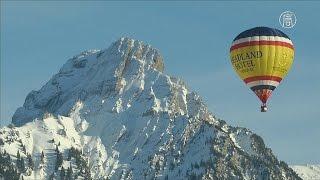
[102,37,164,73]
[3,38,301,179]
[12,37,165,126]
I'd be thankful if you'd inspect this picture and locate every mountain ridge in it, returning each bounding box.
[1,37,301,179]
[291,164,320,180]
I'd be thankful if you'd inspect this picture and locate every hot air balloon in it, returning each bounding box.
[230,27,294,112]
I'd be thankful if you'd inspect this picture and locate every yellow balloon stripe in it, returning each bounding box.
[230,45,294,80]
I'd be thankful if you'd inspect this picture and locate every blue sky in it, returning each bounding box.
[1,1,319,165]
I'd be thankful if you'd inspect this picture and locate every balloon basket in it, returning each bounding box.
[260,104,268,112]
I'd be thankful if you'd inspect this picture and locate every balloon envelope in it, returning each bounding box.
[230,27,294,106]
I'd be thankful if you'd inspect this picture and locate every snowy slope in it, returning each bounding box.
[291,165,320,180]
[1,37,301,179]
[1,114,110,179]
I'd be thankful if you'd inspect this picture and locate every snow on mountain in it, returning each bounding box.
[1,114,109,179]
[291,165,320,180]
[1,37,301,179]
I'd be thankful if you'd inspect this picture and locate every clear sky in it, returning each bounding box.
[1,1,319,165]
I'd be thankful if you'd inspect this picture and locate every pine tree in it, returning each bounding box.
[49,173,55,180]
[20,157,26,172]
[16,150,25,172]
[55,152,63,171]
[22,145,26,154]
[60,166,65,180]
[84,166,92,180]
[40,151,45,164]
[27,154,34,170]
[66,164,73,180]
[16,150,20,160]
[2,164,20,180]
[67,148,72,161]
[164,175,169,180]
[0,138,4,145]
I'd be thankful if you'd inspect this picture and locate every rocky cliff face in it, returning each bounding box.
[1,38,300,179]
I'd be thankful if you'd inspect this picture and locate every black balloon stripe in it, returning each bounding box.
[233,27,290,41]
[250,85,276,91]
